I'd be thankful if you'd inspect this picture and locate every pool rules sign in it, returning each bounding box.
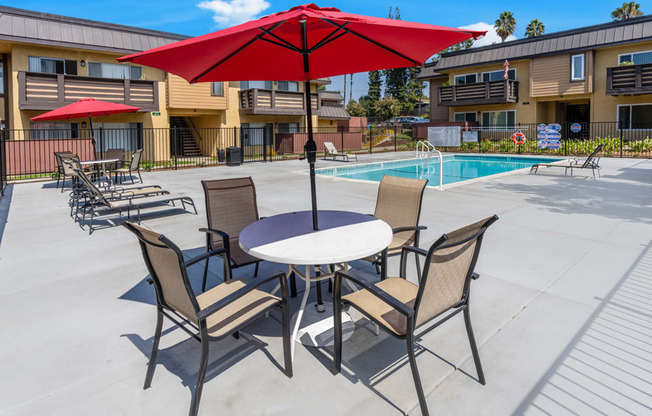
[537,124,562,150]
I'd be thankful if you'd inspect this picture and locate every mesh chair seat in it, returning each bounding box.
[197,278,280,338]
[229,242,261,267]
[343,277,418,336]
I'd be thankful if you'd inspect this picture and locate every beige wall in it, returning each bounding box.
[530,52,593,97]
[166,74,227,111]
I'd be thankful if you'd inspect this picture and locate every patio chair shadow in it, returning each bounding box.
[0,184,13,247]
[512,241,652,415]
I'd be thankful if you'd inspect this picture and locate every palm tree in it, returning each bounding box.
[611,2,643,20]
[524,19,545,38]
[495,11,516,43]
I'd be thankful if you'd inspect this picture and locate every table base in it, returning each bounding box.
[290,302,355,348]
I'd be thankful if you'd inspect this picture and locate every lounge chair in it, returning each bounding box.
[74,168,196,233]
[54,151,77,190]
[124,221,292,416]
[324,142,357,162]
[530,144,603,178]
[111,149,144,184]
[333,215,499,416]
[361,175,428,280]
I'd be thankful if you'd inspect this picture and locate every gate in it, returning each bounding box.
[240,126,271,163]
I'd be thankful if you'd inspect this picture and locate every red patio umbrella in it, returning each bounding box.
[31,98,142,153]
[118,3,484,229]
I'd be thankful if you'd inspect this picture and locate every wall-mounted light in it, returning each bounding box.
[81,121,87,128]
[80,60,86,67]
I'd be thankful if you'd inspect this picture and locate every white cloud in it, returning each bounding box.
[460,22,517,47]
[198,0,271,27]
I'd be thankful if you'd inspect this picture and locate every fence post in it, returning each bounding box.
[340,125,344,153]
[173,127,178,170]
[517,122,521,154]
[263,126,268,163]
[99,127,104,158]
[394,125,397,152]
[369,126,373,154]
[620,121,623,158]
[0,128,5,196]
[233,126,237,148]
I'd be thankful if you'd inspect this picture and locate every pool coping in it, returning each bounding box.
[302,153,568,190]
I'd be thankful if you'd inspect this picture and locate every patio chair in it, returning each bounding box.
[362,175,428,280]
[103,148,125,171]
[199,177,298,294]
[333,215,499,416]
[73,168,196,233]
[124,221,292,416]
[54,151,77,190]
[324,141,358,162]
[530,144,603,178]
[111,149,143,184]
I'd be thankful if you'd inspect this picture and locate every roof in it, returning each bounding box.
[320,105,350,120]
[0,5,188,54]
[320,91,343,102]
[419,15,652,79]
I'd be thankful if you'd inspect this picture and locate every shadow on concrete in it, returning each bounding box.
[0,184,13,248]
[512,241,652,415]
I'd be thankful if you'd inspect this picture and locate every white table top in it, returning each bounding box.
[80,158,119,165]
[239,210,393,265]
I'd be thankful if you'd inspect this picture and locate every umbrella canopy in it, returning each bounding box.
[31,98,142,121]
[118,4,485,229]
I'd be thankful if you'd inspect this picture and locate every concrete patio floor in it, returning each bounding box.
[0,151,651,416]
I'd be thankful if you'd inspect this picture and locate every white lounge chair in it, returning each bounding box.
[323,142,357,162]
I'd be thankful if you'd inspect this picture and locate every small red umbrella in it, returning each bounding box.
[118,3,484,229]
[31,98,142,154]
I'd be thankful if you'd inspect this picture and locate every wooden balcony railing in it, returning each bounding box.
[239,88,320,115]
[438,79,519,106]
[18,71,158,111]
[606,63,652,95]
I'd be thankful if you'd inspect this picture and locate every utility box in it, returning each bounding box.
[226,147,241,166]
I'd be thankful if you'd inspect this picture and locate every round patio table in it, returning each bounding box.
[239,210,392,360]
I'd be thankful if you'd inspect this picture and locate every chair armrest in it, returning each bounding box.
[399,245,429,280]
[199,227,230,251]
[196,271,286,321]
[392,225,427,234]
[186,247,228,267]
[401,245,428,257]
[471,272,480,280]
[334,270,414,317]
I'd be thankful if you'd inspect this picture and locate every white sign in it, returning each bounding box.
[428,126,461,147]
[462,130,478,143]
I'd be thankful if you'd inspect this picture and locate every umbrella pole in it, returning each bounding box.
[88,115,97,157]
[301,20,318,230]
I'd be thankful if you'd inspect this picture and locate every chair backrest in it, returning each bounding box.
[130,149,143,170]
[54,151,77,173]
[413,215,498,329]
[581,144,603,168]
[202,177,259,250]
[60,156,81,176]
[324,142,337,153]
[124,221,199,322]
[373,175,428,241]
[105,148,125,161]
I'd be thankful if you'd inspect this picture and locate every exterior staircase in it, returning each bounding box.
[170,117,202,156]
[365,129,393,148]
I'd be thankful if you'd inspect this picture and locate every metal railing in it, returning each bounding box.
[416,140,443,190]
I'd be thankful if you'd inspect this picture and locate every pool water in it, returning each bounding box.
[316,155,564,186]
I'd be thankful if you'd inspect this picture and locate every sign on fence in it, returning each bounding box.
[537,124,562,150]
[428,126,461,147]
[462,130,478,143]
[570,123,582,133]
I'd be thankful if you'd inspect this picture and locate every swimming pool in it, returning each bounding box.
[316,155,564,186]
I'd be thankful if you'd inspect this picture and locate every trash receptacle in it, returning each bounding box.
[226,147,241,166]
[217,148,225,163]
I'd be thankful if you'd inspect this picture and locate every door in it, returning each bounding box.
[565,103,590,139]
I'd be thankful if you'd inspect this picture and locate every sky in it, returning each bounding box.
[4,0,639,100]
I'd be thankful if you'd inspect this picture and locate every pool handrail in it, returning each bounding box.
[416,141,443,191]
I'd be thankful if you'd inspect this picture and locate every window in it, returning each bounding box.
[618,104,652,130]
[277,81,299,92]
[88,62,141,79]
[211,82,224,96]
[454,112,477,122]
[482,111,515,129]
[619,50,652,65]
[28,56,77,75]
[481,69,516,82]
[277,123,299,133]
[29,122,79,139]
[240,81,273,89]
[454,73,477,85]
[571,54,585,81]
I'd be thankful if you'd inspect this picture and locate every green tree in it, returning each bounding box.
[358,95,375,116]
[611,2,643,20]
[495,11,516,42]
[367,70,383,101]
[372,97,401,120]
[524,19,545,38]
[383,7,408,110]
[346,99,367,117]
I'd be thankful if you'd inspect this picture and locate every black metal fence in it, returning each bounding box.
[1,121,650,184]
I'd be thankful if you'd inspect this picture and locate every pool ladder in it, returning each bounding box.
[416,141,443,190]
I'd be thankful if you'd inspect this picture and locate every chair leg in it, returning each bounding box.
[202,256,210,292]
[289,271,297,298]
[332,298,343,375]
[131,171,135,185]
[406,331,429,416]
[254,262,259,277]
[189,335,210,416]
[144,308,164,389]
[138,170,143,183]
[282,295,293,378]
[464,305,486,385]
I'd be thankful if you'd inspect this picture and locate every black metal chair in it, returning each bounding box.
[124,221,292,416]
[333,215,499,416]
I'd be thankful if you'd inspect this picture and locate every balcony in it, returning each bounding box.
[606,63,652,95]
[18,71,159,111]
[239,88,320,115]
[437,79,519,107]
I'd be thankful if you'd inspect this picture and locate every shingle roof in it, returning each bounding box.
[320,105,349,120]
[0,5,188,54]
[321,91,343,102]
[419,15,652,79]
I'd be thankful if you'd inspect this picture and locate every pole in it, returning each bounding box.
[301,20,318,230]
[88,115,97,157]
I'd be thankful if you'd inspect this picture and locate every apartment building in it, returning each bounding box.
[419,16,652,129]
